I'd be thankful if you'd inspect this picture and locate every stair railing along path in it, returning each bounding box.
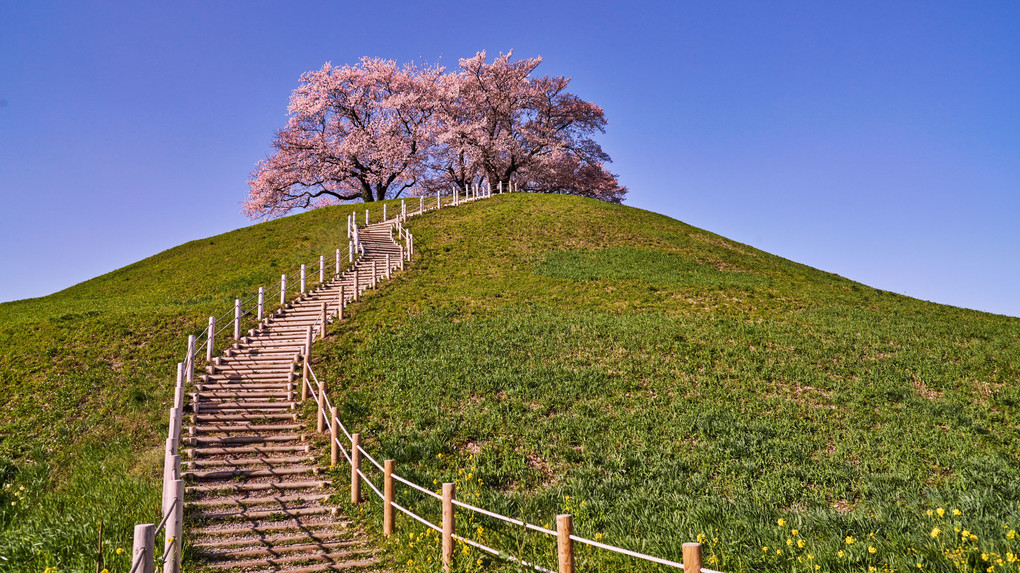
[127,182,501,572]
[301,183,723,573]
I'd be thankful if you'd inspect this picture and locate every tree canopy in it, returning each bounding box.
[244,51,626,219]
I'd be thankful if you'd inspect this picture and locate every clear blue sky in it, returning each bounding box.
[1,1,1017,316]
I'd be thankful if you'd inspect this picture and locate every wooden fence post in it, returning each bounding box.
[319,255,325,285]
[338,285,345,321]
[442,483,455,571]
[165,477,183,573]
[319,302,327,340]
[348,241,353,263]
[305,325,314,361]
[353,269,359,301]
[330,407,339,467]
[300,264,306,294]
[557,514,574,573]
[280,274,287,305]
[335,248,341,276]
[186,336,195,384]
[683,542,702,573]
[371,260,377,289]
[317,380,326,433]
[132,523,154,573]
[399,246,405,270]
[206,317,215,362]
[301,356,309,402]
[351,433,361,503]
[385,254,391,280]
[384,460,395,537]
[233,299,241,341]
[257,287,265,322]
[174,363,184,411]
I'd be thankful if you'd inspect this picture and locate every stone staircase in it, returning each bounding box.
[183,220,403,572]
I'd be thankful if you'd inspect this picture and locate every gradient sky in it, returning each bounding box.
[1,1,1017,316]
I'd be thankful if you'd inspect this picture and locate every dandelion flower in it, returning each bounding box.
[931,527,941,538]
[845,536,856,545]
[953,508,962,516]
[792,529,799,537]
[869,546,877,554]
[937,508,945,517]
[778,518,787,527]
[838,550,846,558]
[797,539,806,548]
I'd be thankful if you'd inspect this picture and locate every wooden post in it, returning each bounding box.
[405,235,410,261]
[335,248,341,276]
[186,335,195,384]
[319,302,327,340]
[206,317,215,362]
[305,325,314,361]
[402,199,406,220]
[498,180,503,194]
[371,260,377,289]
[174,363,184,411]
[353,269,359,301]
[317,381,325,433]
[301,356,309,402]
[280,274,287,305]
[233,299,241,340]
[338,285,345,321]
[442,483,455,571]
[257,287,265,321]
[557,514,574,573]
[683,542,703,573]
[300,264,306,294]
[163,477,183,573]
[319,255,325,284]
[330,407,339,467]
[351,433,362,503]
[166,414,178,455]
[132,523,154,573]
[385,253,391,280]
[384,459,395,536]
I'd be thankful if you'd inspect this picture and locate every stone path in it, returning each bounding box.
[183,220,403,572]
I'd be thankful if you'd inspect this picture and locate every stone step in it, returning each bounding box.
[201,550,376,571]
[193,413,297,423]
[193,505,334,522]
[188,480,328,493]
[185,456,313,468]
[189,493,331,507]
[188,444,311,456]
[187,434,303,446]
[191,424,301,433]
[195,391,292,400]
[190,519,343,537]
[193,402,295,411]
[184,466,320,480]
[193,529,348,549]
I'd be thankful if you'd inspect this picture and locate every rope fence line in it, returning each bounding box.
[288,183,722,573]
[131,186,719,573]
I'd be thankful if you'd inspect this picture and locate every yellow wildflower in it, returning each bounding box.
[931,527,941,538]
[868,546,877,554]
[792,529,799,537]
[953,508,962,516]
[797,539,806,548]
[937,507,945,517]
[778,518,787,526]
[845,536,856,545]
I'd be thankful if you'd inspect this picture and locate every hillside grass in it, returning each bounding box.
[0,201,396,572]
[314,193,1020,572]
[2,192,1017,572]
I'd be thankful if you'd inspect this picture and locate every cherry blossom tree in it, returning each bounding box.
[439,51,626,203]
[245,51,625,218]
[244,58,442,218]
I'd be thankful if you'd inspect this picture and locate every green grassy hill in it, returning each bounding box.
[2,193,1018,572]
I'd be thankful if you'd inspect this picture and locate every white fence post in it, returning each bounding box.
[365,208,369,225]
[132,523,154,573]
[300,264,306,294]
[206,317,215,362]
[319,255,325,285]
[257,287,265,322]
[280,274,287,305]
[233,299,241,340]
[349,241,353,263]
[186,336,195,384]
[335,248,341,276]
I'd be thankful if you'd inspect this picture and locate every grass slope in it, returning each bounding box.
[0,202,375,572]
[319,194,1020,572]
[1,193,1017,573]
